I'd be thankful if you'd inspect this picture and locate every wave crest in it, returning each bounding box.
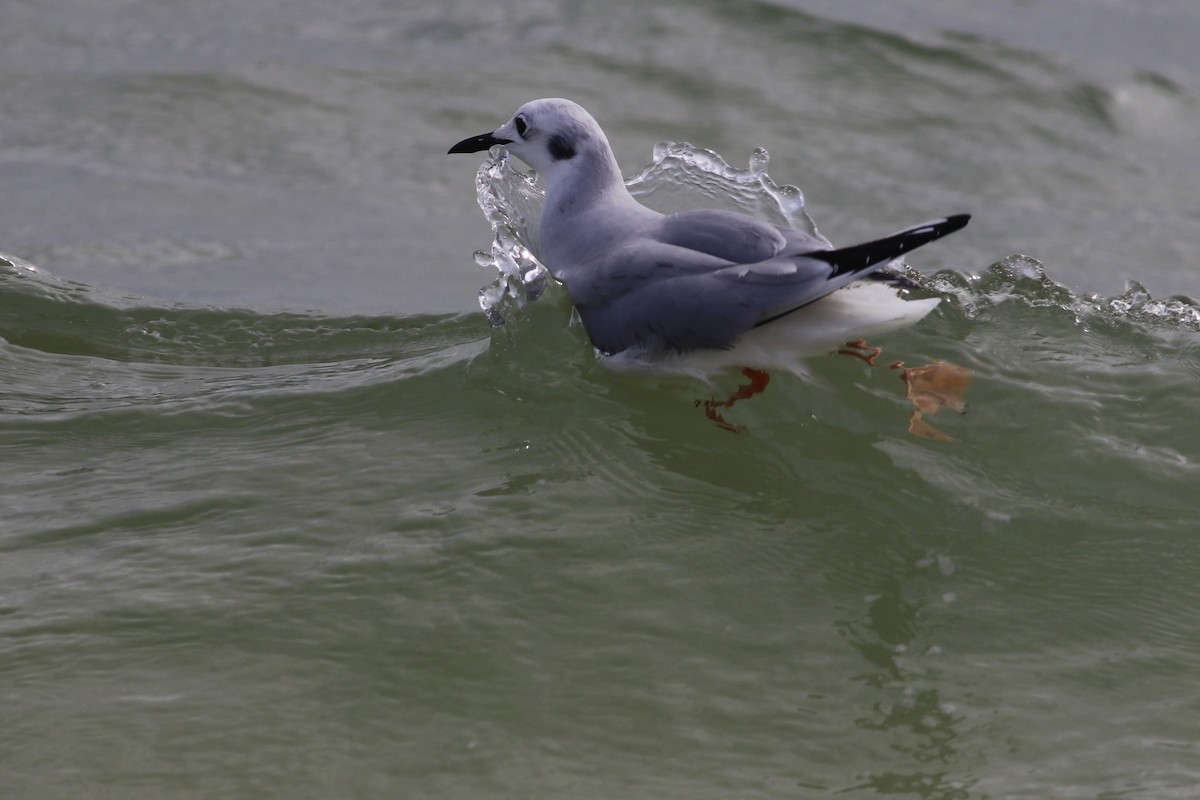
[925,254,1200,332]
[0,252,479,366]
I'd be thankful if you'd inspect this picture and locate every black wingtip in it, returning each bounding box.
[910,214,971,240]
[808,213,972,277]
[943,213,971,233]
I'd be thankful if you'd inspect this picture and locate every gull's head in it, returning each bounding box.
[448,98,617,187]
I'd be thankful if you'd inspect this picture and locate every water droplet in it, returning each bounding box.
[749,147,770,174]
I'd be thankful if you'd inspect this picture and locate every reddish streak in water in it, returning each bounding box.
[696,368,771,433]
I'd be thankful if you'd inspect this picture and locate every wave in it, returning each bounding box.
[2,141,1196,437]
[0,252,490,427]
[0,252,485,368]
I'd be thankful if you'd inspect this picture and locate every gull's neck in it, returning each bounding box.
[542,139,635,220]
[535,124,656,271]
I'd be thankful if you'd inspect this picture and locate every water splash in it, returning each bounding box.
[625,142,823,235]
[468,150,550,327]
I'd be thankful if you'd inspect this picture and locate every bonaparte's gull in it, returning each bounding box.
[450,98,968,361]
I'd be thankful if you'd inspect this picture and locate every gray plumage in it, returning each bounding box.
[450,98,969,356]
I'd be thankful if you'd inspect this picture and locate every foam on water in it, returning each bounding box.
[926,253,1200,332]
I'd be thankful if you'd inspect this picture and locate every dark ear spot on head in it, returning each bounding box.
[548,133,576,161]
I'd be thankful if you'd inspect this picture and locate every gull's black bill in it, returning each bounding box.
[448,132,513,154]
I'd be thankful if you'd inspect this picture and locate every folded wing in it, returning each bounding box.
[570,215,969,354]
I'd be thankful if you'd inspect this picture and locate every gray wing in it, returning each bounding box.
[656,209,829,263]
[568,215,970,355]
[565,238,840,354]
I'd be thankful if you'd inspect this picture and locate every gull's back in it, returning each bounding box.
[501,98,967,356]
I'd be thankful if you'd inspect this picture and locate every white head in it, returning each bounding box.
[448,98,623,194]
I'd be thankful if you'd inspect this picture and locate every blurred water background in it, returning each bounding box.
[2,1,1199,797]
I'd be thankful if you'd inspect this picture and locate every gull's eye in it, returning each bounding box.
[514,116,528,138]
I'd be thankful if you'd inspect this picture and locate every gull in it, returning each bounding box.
[449,98,968,367]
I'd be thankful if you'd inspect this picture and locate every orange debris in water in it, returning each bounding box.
[835,339,972,441]
[890,360,972,441]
